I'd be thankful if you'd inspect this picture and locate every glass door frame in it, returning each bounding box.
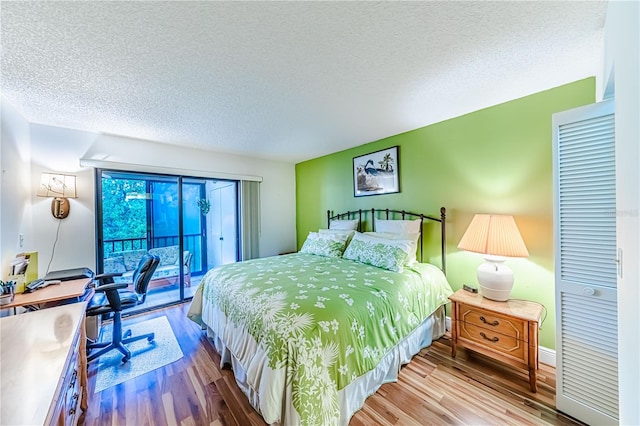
[95,169,188,309]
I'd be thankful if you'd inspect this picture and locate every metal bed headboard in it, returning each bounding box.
[327,207,447,274]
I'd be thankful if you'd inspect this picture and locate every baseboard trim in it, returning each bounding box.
[444,316,556,367]
[539,345,556,367]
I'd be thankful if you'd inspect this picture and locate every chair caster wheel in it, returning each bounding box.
[147,336,154,342]
[122,356,129,363]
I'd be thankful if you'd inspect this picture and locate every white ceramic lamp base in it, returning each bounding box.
[477,256,514,301]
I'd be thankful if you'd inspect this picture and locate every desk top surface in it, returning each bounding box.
[0,302,86,425]
[2,277,91,309]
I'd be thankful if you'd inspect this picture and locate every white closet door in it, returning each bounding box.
[553,99,618,425]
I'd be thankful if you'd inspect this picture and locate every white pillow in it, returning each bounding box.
[319,228,356,244]
[364,231,420,264]
[329,219,358,231]
[375,218,421,234]
[343,232,414,272]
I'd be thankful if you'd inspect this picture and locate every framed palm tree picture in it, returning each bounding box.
[353,146,399,197]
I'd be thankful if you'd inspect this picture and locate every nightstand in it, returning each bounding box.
[449,289,543,392]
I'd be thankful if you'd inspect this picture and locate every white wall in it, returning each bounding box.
[0,98,32,277]
[604,1,640,424]
[28,124,297,276]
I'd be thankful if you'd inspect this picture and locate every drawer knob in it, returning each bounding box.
[480,332,499,342]
[480,316,499,326]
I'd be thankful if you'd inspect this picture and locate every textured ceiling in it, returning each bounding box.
[1,1,607,163]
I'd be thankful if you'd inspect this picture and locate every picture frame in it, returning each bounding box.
[353,146,399,197]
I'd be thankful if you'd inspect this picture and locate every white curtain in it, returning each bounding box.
[240,180,260,260]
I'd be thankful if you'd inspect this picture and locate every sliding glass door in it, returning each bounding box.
[97,170,239,313]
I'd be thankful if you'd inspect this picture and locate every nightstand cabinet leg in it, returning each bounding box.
[528,320,539,392]
[529,367,537,392]
[450,301,458,358]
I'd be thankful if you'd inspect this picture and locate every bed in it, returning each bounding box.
[188,208,453,425]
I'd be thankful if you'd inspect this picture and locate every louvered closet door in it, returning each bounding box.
[553,99,618,425]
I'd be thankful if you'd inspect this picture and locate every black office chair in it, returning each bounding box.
[86,254,160,363]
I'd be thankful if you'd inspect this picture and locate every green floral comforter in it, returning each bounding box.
[190,253,452,425]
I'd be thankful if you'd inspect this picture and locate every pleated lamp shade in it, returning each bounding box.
[37,173,77,198]
[458,214,528,301]
[457,214,529,258]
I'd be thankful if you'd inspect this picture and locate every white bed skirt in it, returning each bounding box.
[203,304,447,425]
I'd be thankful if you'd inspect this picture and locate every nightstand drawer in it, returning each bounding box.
[459,304,526,341]
[459,322,526,361]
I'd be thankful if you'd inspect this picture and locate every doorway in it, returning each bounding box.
[207,181,238,268]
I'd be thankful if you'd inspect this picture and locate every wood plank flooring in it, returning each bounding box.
[80,303,583,426]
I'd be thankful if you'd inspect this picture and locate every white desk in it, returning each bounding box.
[0,302,88,425]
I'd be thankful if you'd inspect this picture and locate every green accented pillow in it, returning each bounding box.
[300,232,348,258]
[318,228,356,245]
[343,232,413,272]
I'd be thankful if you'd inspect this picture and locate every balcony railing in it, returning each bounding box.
[103,233,203,273]
[104,237,147,255]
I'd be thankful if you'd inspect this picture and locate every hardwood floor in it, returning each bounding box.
[80,303,583,426]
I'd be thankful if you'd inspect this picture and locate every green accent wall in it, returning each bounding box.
[295,78,595,350]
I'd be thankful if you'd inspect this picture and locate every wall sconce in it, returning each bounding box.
[37,173,77,219]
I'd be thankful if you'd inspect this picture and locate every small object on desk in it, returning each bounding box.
[462,284,478,293]
[24,279,60,292]
[0,281,15,305]
[0,280,16,294]
[25,279,46,293]
[0,293,14,305]
[45,267,94,282]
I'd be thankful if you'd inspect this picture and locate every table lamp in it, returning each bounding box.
[457,214,529,301]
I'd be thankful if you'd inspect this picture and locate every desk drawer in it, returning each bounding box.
[62,336,82,426]
[64,370,81,426]
[459,304,526,341]
[459,322,526,361]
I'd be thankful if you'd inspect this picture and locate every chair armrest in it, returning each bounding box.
[93,282,128,293]
[94,282,128,311]
[93,272,124,288]
[95,272,123,282]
